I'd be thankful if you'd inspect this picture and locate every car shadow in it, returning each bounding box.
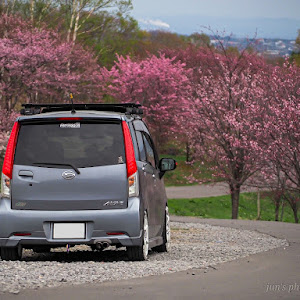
[21,247,130,262]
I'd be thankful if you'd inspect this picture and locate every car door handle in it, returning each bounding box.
[18,170,34,178]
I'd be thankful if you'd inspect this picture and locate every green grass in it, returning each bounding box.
[168,192,299,223]
[161,155,218,186]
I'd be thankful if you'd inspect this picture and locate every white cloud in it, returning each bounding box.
[139,18,170,29]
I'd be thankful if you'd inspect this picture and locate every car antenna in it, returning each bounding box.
[69,92,76,114]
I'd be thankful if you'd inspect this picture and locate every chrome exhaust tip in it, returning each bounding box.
[102,242,109,249]
[94,239,111,250]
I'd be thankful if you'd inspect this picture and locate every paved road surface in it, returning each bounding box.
[166,183,260,199]
[2,217,299,300]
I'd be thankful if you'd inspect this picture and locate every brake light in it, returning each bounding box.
[122,121,137,177]
[122,121,139,197]
[2,122,20,179]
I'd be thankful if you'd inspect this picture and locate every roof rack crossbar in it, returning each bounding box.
[20,103,143,116]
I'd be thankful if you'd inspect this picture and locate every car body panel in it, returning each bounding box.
[0,107,169,253]
[0,196,142,247]
[11,164,128,210]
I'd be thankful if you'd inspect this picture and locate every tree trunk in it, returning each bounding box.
[186,142,190,162]
[230,184,240,219]
[256,190,261,220]
[30,0,35,23]
[274,195,281,222]
[290,202,299,224]
[280,198,285,222]
[72,7,80,45]
[285,194,299,224]
[275,200,280,221]
[67,0,77,43]
[292,208,299,224]
[4,96,12,110]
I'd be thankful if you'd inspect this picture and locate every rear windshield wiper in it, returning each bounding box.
[33,162,80,174]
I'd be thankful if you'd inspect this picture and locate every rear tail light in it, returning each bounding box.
[122,121,139,197]
[13,233,31,236]
[1,122,19,198]
[106,232,125,236]
[128,171,139,197]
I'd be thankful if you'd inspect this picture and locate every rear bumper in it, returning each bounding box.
[0,197,142,248]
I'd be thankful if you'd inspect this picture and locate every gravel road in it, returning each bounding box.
[0,221,288,295]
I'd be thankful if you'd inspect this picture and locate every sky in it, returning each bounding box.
[131,0,300,39]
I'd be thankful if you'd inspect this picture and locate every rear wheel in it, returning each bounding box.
[0,246,22,261]
[127,212,149,261]
[153,206,170,253]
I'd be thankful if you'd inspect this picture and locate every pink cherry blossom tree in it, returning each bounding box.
[251,61,300,222]
[0,13,103,110]
[0,109,19,161]
[172,45,270,219]
[101,54,191,147]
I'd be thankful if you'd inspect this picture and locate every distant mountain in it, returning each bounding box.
[136,14,300,40]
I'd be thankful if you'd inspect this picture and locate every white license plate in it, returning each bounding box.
[53,223,86,239]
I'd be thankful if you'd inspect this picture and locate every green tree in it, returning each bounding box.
[290,29,300,66]
[79,11,143,67]
[0,0,132,46]
[146,30,189,53]
[188,33,210,47]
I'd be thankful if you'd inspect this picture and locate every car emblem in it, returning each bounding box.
[62,170,76,180]
[15,202,27,207]
[104,201,124,206]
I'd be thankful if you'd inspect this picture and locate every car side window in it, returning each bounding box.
[135,131,146,162]
[142,133,156,168]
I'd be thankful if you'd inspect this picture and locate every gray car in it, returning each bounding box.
[0,103,176,261]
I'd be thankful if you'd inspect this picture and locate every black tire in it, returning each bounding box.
[153,206,170,253]
[90,245,104,251]
[127,212,149,261]
[90,245,97,251]
[0,246,22,261]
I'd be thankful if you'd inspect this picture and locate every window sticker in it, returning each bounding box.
[60,122,81,129]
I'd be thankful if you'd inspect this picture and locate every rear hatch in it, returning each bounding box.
[11,118,128,210]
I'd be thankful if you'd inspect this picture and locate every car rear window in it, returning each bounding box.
[14,122,125,168]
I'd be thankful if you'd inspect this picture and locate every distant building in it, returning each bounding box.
[208,35,295,57]
[275,41,286,49]
[264,50,280,56]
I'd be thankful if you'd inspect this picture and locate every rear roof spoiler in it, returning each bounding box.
[20,103,143,116]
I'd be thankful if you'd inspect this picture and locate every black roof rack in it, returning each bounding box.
[20,103,143,116]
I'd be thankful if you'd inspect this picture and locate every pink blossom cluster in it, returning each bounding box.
[102,46,299,219]
[0,14,103,110]
[0,109,19,156]
[101,54,191,144]
[249,61,300,194]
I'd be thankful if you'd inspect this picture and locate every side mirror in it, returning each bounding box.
[159,158,177,178]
